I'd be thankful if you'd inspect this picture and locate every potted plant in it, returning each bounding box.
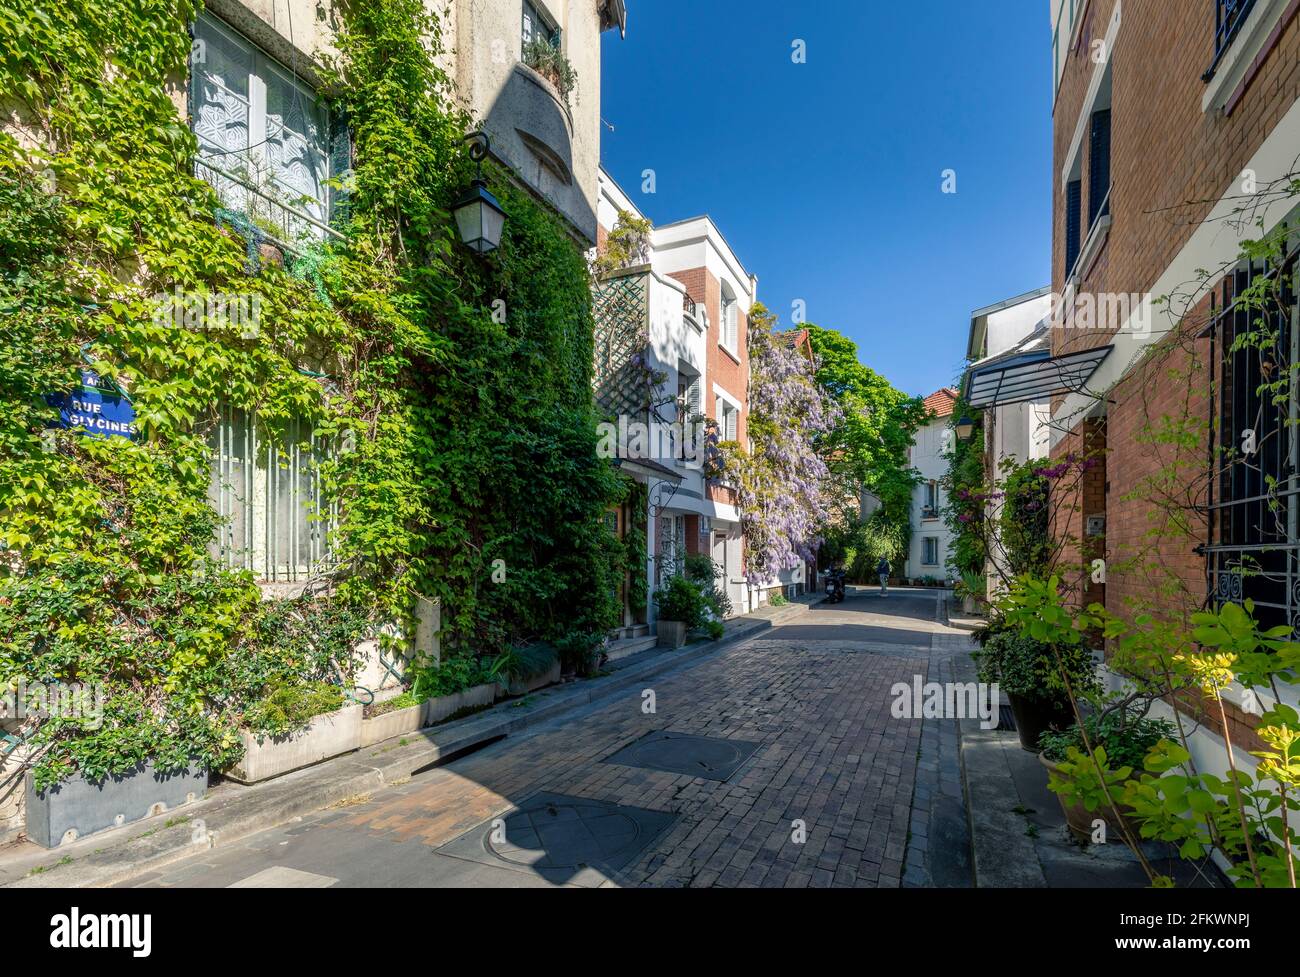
[522,37,577,101]
[1038,708,1177,843]
[956,569,986,615]
[653,574,707,648]
[973,621,1099,752]
[360,690,424,747]
[229,682,362,784]
[408,653,501,726]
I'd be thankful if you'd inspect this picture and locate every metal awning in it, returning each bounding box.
[965,345,1112,409]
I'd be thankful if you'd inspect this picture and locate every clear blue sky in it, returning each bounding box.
[599,1,1052,399]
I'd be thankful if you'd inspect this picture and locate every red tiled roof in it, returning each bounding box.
[923,387,959,418]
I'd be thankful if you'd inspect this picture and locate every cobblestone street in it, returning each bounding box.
[120,589,977,889]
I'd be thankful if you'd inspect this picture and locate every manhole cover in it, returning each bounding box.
[603,731,761,782]
[434,792,675,886]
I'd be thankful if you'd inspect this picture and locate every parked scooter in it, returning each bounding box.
[823,567,846,604]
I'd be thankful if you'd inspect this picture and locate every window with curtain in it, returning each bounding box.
[191,13,333,242]
[923,538,939,566]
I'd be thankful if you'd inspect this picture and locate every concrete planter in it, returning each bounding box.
[498,661,562,698]
[24,762,207,848]
[657,620,688,649]
[424,682,497,726]
[228,705,362,784]
[360,702,423,747]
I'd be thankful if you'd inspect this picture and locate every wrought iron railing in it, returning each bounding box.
[683,292,697,318]
[194,156,343,256]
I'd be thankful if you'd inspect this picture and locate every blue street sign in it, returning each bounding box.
[47,370,137,440]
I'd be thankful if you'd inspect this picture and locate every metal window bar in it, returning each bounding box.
[208,406,337,582]
[194,157,344,257]
[1206,235,1300,633]
[1204,0,1259,81]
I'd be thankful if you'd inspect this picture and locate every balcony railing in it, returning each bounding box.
[1204,0,1258,81]
[194,156,344,257]
[683,293,697,318]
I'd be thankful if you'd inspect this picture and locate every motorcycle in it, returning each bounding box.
[823,567,846,604]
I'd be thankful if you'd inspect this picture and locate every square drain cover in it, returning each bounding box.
[603,730,761,782]
[434,792,675,887]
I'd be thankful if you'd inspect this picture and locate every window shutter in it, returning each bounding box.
[688,376,701,417]
[1065,179,1082,277]
[1087,108,1111,227]
[328,108,353,231]
[725,407,737,442]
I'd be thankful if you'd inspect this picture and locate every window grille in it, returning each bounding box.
[1206,240,1300,633]
[207,406,336,582]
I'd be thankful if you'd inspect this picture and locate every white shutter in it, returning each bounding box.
[725,405,737,441]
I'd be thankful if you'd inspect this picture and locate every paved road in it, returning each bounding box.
[123,588,975,888]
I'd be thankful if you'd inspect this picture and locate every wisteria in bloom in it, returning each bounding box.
[728,312,842,584]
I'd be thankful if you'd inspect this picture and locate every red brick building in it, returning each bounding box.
[1040,0,1300,763]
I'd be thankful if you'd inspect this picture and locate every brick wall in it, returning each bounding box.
[1052,1,1300,359]
[668,268,749,445]
[1049,2,1300,750]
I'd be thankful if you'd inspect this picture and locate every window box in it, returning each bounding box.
[24,762,207,848]
[227,704,362,784]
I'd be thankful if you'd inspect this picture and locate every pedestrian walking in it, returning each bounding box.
[877,557,890,595]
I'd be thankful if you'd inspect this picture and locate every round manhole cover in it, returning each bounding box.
[486,800,644,870]
[623,734,747,774]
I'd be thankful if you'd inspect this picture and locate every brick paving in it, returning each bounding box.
[126,590,974,888]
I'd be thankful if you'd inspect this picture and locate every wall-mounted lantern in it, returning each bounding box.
[452,132,506,254]
[955,415,976,441]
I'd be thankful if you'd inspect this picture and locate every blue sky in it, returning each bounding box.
[599,1,1052,399]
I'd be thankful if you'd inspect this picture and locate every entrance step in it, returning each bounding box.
[605,635,658,662]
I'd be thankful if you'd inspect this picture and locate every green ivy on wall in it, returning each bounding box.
[0,0,622,788]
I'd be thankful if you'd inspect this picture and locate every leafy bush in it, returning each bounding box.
[242,682,344,742]
[973,628,1099,702]
[411,654,498,701]
[684,553,732,620]
[704,619,726,641]
[554,632,603,677]
[1039,709,1177,769]
[522,38,577,99]
[654,575,708,628]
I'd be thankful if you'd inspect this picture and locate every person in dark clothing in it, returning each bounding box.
[877,557,890,595]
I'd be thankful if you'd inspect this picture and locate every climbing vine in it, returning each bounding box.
[0,0,622,789]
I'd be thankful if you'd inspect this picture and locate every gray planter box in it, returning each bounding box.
[360,702,423,747]
[228,704,362,784]
[423,682,497,726]
[657,620,688,649]
[498,661,561,698]
[24,762,207,848]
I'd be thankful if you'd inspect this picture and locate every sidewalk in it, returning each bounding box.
[0,592,819,888]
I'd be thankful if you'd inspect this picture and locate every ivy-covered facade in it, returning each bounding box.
[0,0,628,837]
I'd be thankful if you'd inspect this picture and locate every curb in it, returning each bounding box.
[3,597,815,888]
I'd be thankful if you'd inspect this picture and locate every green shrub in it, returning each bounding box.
[411,653,497,701]
[654,575,708,628]
[522,38,577,98]
[1039,709,1177,769]
[242,682,344,742]
[684,553,732,620]
[704,619,726,641]
[973,628,1099,702]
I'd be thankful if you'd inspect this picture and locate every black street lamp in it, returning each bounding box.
[452,132,506,254]
[955,415,976,441]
